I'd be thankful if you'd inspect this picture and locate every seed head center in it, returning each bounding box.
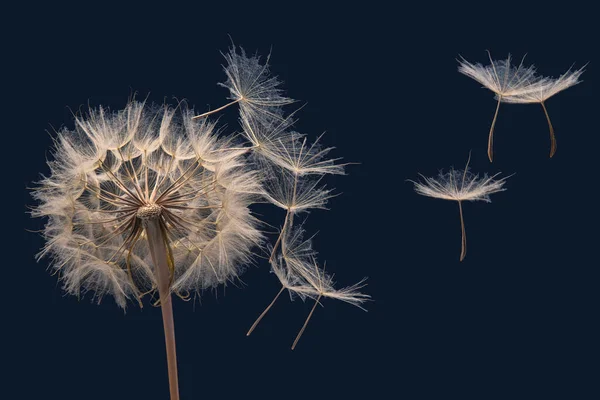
[136,203,162,220]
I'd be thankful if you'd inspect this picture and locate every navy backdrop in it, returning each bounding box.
[13,2,598,399]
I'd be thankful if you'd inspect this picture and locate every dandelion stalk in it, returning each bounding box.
[191,98,242,119]
[488,95,502,162]
[540,101,556,158]
[458,201,467,262]
[292,294,322,350]
[144,216,179,400]
[458,160,469,262]
[246,286,285,336]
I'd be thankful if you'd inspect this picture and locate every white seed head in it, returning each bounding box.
[32,101,262,308]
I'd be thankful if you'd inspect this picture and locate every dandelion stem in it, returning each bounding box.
[488,95,502,162]
[458,201,467,262]
[246,286,286,336]
[291,294,322,350]
[280,173,299,258]
[540,101,556,158]
[269,211,290,264]
[145,218,180,400]
[192,98,242,119]
[288,173,298,230]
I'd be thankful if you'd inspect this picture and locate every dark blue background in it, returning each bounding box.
[12,3,598,399]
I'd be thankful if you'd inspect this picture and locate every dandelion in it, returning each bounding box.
[410,154,509,261]
[458,52,545,162]
[31,101,262,399]
[498,65,585,157]
[31,44,366,398]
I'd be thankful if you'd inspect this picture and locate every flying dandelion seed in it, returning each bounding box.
[31,45,366,398]
[286,256,370,350]
[246,224,370,349]
[458,52,546,162]
[191,46,369,349]
[410,154,509,261]
[192,46,295,121]
[497,65,585,158]
[239,136,370,349]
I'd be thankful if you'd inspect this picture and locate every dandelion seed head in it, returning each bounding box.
[32,101,262,308]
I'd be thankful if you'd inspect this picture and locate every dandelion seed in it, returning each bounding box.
[498,65,585,157]
[193,46,294,121]
[200,47,369,347]
[410,154,509,261]
[287,257,370,350]
[458,52,545,162]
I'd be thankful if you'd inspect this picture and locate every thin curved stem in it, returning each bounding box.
[145,218,179,400]
[269,211,290,264]
[192,98,242,119]
[488,95,502,162]
[268,173,298,263]
[246,286,286,336]
[458,201,467,262]
[291,294,322,350]
[541,101,556,158]
[248,174,298,338]
[287,174,298,232]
